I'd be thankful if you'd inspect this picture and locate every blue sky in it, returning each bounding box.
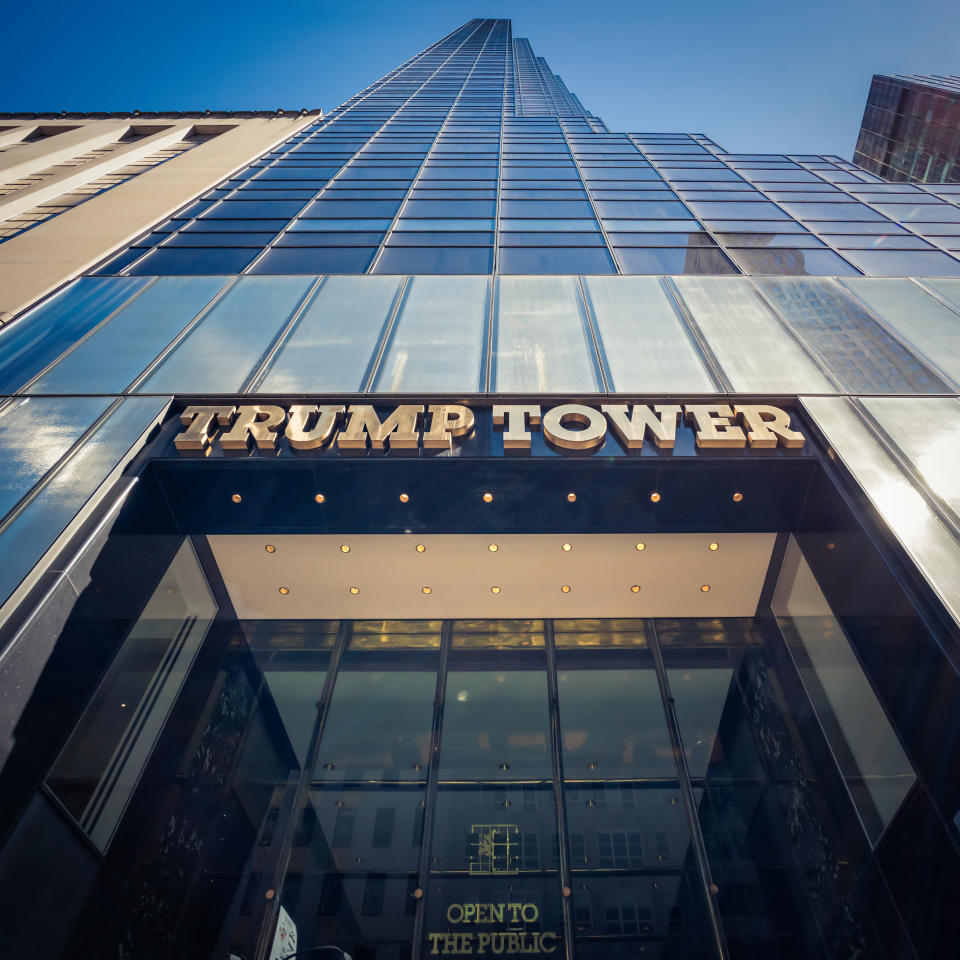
[3,0,959,158]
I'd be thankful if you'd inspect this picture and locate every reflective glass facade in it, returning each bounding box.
[854,74,960,183]
[1,18,960,960]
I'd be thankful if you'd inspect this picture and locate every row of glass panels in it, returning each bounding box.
[4,274,960,398]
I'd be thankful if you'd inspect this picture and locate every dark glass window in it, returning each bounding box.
[249,247,377,274]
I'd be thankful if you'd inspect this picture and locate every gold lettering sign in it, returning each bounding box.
[173,401,805,455]
[429,899,558,956]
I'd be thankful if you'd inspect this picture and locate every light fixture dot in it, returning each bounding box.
[482,492,493,503]
[488,543,499,552]
[561,542,572,552]
[708,542,719,552]
[636,542,646,551]
[491,585,501,594]
[560,584,571,594]
[566,492,577,502]
[265,544,276,554]
[732,492,744,503]
[349,586,360,595]
[650,492,661,503]
[826,541,836,551]
[399,492,410,503]
[416,543,426,553]
[278,586,290,595]
[339,544,350,554]
[314,493,325,504]
[421,586,432,595]
[231,493,242,503]
[630,584,641,593]
[700,584,711,593]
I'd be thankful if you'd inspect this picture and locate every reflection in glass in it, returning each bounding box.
[137,275,315,394]
[46,540,217,851]
[672,276,833,393]
[583,276,717,393]
[440,653,551,782]
[772,537,916,842]
[493,276,600,393]
[316,636,438,781]
[258,275,403,393]
[755,277,946,394]
[374,275,489,392]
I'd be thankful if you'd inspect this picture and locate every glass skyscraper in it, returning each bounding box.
[854,74,960,183]
[1,18,959,960]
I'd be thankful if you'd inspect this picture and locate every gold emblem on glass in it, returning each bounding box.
[469,824,519,875]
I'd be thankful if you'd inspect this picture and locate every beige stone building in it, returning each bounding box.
[0,110,320,319]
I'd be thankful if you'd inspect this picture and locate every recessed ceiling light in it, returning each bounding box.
[561,542,572,552]
[399,492,410,503]
[416,543,426,553]
[231,493,242,503]
[650,492,661,503]
[421,586,432,595]
[827,541,836,551]
[566,492,577,502]
[635,542,646,551]
[708,542,719,552]
[700,584,711,593]
[630,584,641,593]
[560,584,571,593]
[349,586,360,595]
[278,586,290,595]
[490,585,501,594]
[314,493,325,504]
[482,492,493,503]
[265,544,276,554]
[488,543,499,552]
[339,544,350,553]
[732,492,743,503]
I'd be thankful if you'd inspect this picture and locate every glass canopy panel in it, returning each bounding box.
[0,395,112,521]
[755,277,946,394]
[493,276,600,393]
[839,278,960,388]
[860,396,960,522]
[373,276,489,392]
[0,277,149,395]
[582,276,717,393]
[136,276,316,394]
[257,275,403,393]
[25,277,228,395]
[0,396,169,608]
[802,396,960,627]
[672,276,834,393]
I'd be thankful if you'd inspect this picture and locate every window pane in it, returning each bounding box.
[497,247,616,275]
[494,276,600,393]
[583,276,716,392]
[727,248,861,276]
[137,276,315,395]
[672,277,833,392]
[125,247,259,275]
[374,276,489,392]
[616,247,739,275]
[839,249,960,277]
[26,278,228,395]
[372,246,493,274]
[258,276,402,393]
[249,247,377,274]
